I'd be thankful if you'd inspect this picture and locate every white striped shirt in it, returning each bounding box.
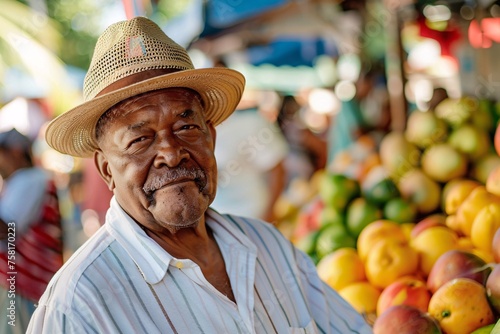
[27,197,372,333]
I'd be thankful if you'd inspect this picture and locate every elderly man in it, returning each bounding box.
[27,17,371,333]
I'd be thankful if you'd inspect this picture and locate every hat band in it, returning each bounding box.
[95,68,182,98]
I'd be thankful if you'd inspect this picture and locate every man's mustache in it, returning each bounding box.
[143,167,206,195]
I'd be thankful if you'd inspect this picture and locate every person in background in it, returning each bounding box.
[211,88,289,223]
[277,94,328,182]
[0,128,63,334]
[27,17,371,333]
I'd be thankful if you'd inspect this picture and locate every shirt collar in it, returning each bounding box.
[105,197,257,284]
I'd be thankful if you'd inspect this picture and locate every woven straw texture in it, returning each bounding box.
[46,17,245,158]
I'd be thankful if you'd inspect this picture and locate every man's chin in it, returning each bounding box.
[159,220,199,234]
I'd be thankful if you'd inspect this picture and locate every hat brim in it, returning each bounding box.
[45,67,245,158]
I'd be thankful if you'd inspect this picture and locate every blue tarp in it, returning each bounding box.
[199,0,339,68]
[206,0,287,27]
[246,38,338,67]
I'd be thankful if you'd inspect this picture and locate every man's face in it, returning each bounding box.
[95,88,218,233]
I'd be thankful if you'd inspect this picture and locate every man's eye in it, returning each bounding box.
[181,125,198,130]
[131,136,147,144]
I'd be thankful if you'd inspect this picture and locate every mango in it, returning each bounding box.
[471,202,500,253]
[455,186,500,236]
[443,179,481,215]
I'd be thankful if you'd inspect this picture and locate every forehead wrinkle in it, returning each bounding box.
[115,100,159,119]
[128,121,147,131]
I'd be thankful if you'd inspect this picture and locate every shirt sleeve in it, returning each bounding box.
[294,248,373,334]
[26,304,91,334]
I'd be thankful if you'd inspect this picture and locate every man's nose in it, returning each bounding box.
[153,137,189,168]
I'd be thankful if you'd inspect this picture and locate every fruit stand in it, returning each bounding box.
[274,94,500,333]
[262,0,500,331]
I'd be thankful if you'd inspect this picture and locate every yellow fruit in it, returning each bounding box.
[471,248,495,264]
[471,203,500,253]
[421,143,468,183]
[443,179,481,215]
[379,132,421,181]
[457,237,474,250]
[445,215,462,234]
[411,226,459,276]
[398,169,441,214]
[357,220,407,262]
[428,278,495,334]
[338,281,381,315]
[400,222,416,240]
[316,247,365,291]
[456,186,500,236]
[405,109,448,148]
[471,153,500,184]
[365,239,419,289]
[435,97,473,127]
[448,124,491,160]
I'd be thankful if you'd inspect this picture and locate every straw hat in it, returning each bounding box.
[45,17,245,157]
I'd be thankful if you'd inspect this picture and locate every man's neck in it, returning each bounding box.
[142,221,216,264]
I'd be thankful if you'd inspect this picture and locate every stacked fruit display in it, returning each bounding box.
[290,96,500,333]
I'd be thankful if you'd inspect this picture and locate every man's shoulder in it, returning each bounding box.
[38,226,118,310]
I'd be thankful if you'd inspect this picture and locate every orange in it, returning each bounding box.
[338,281,381,315]
[316,247,365,291]
[428,278,495,334]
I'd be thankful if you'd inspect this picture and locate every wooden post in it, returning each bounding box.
[384,1,408,132]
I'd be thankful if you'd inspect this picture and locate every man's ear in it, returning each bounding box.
[94,150,115,191]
